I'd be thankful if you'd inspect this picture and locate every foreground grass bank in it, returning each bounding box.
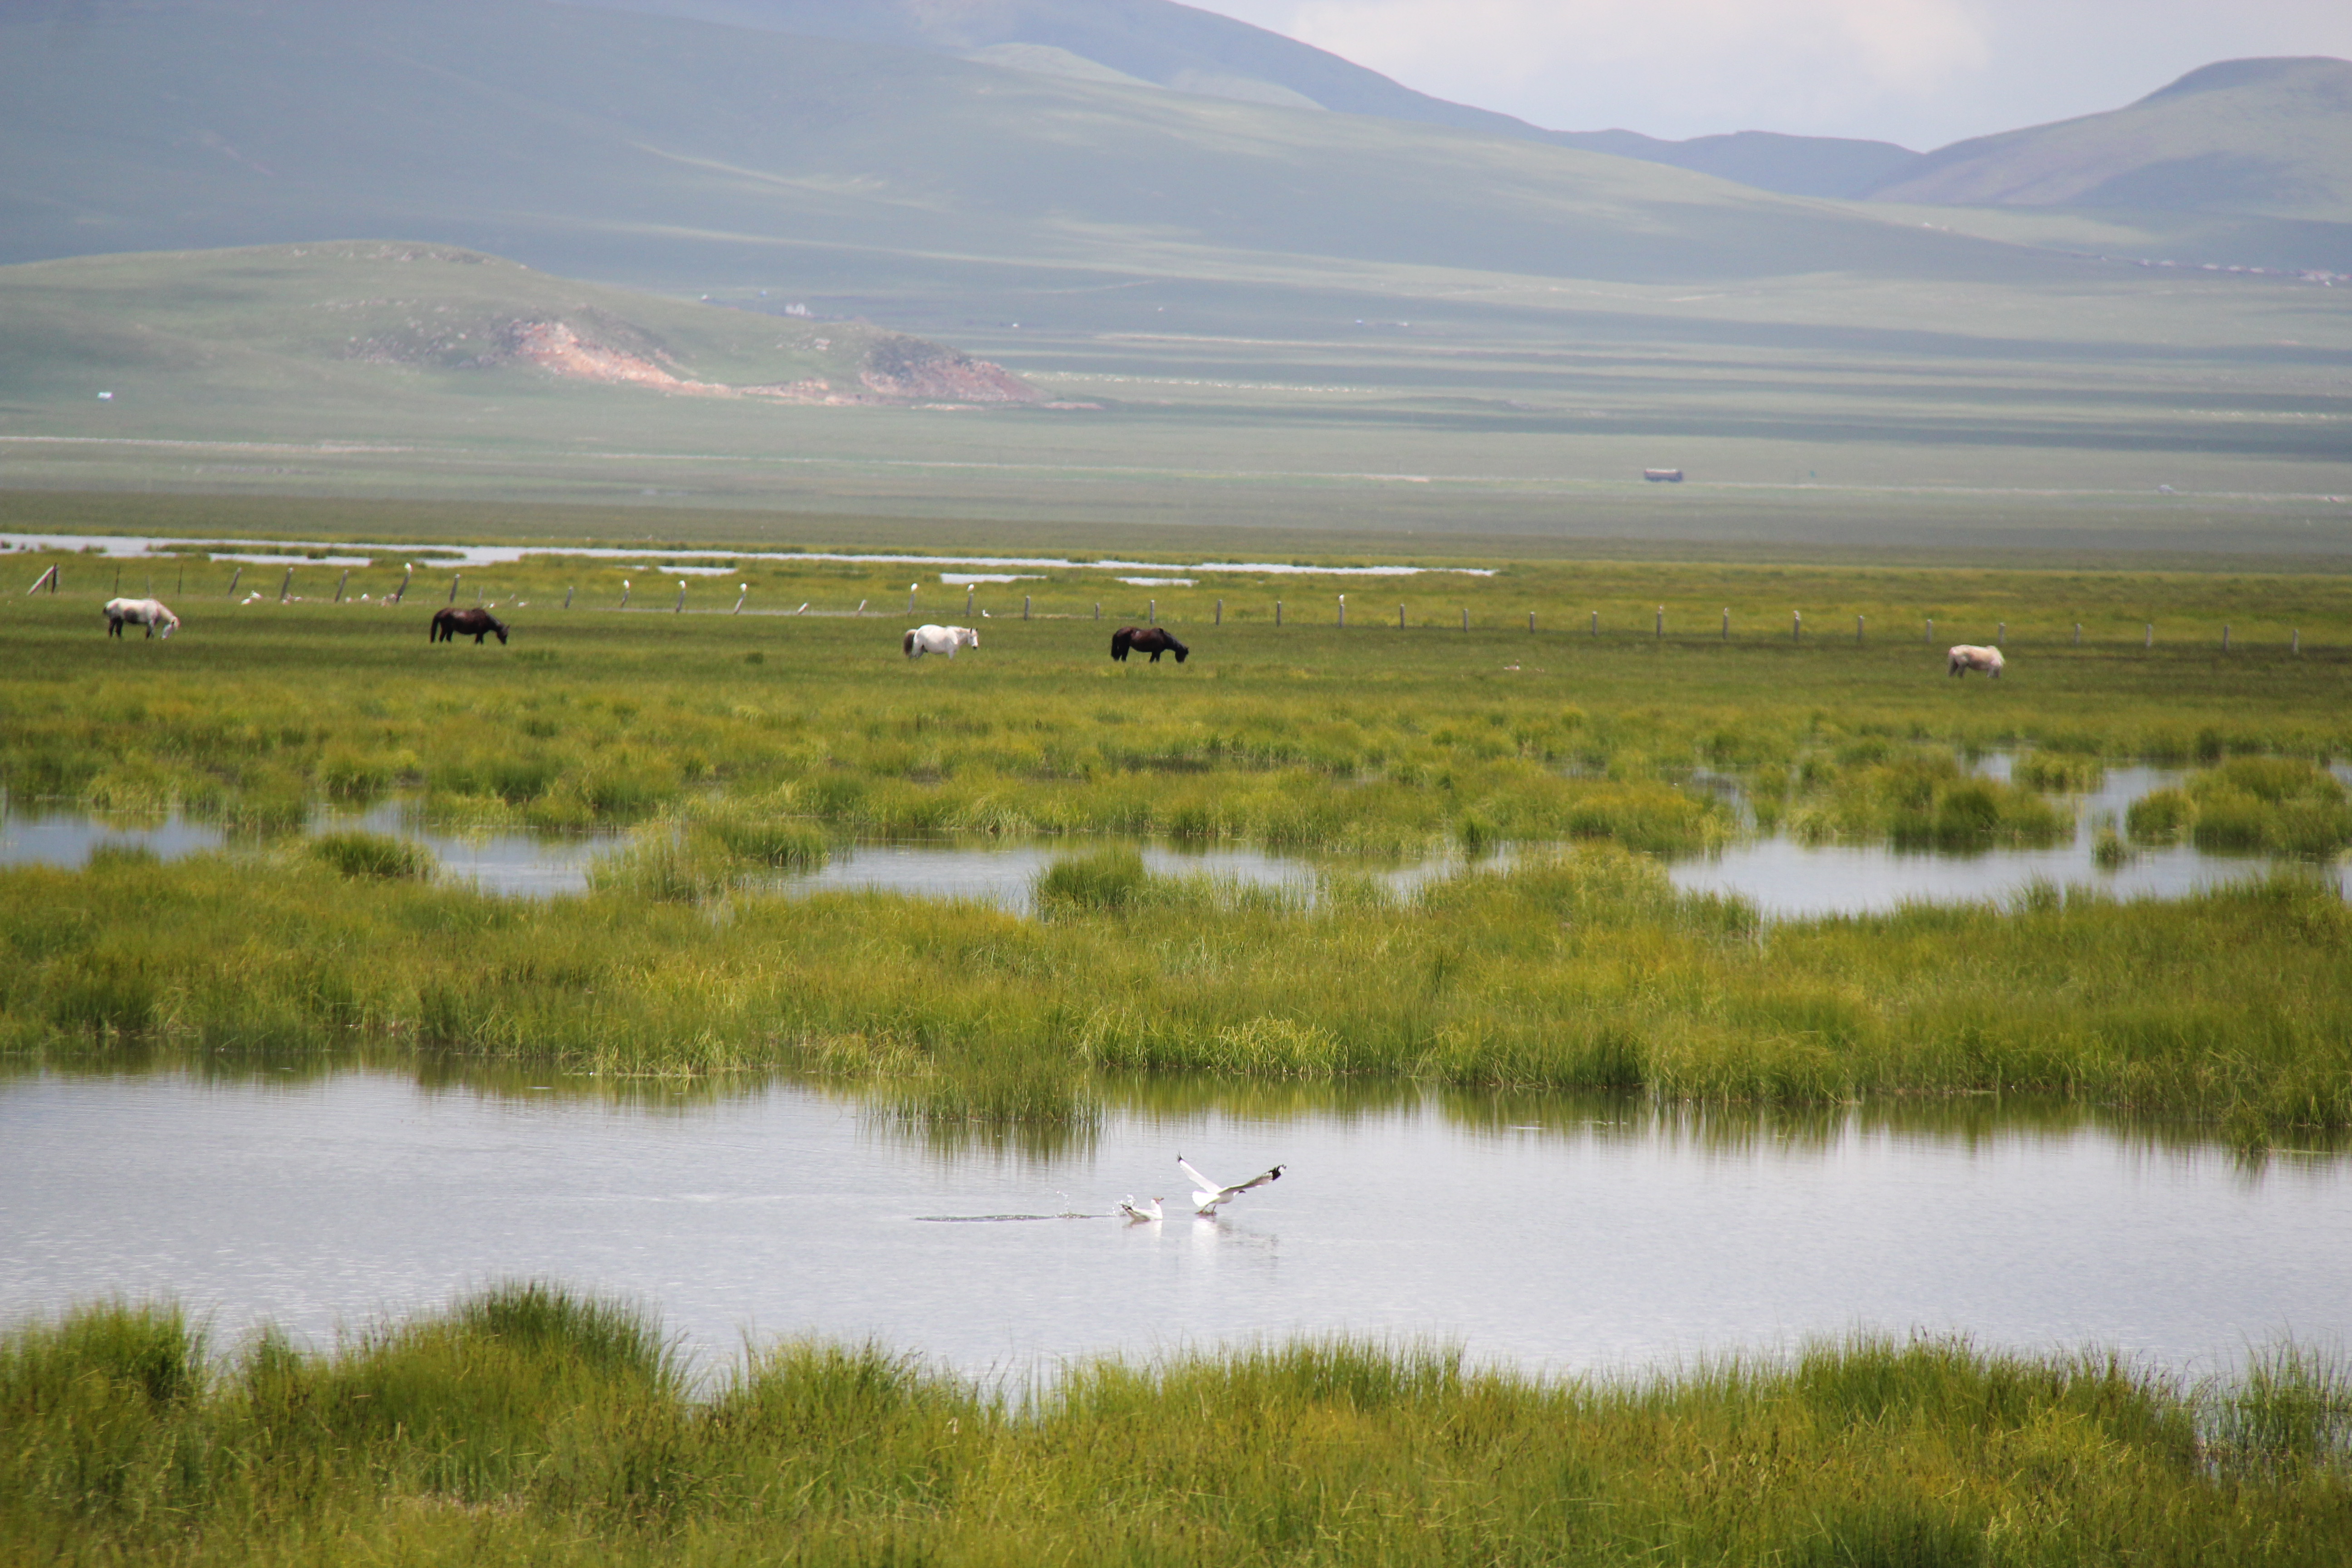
[5,845,2347,1140]
[7,1284,2348,1567]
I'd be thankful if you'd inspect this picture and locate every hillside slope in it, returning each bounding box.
[0,0,2069,304]
[0,242,1039,409]
[588,0,1922,196]
[1870,57,2352,223]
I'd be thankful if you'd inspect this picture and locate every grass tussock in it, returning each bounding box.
[310,829,433,880]
[2014,750,2107,792]
[3,1288,2347,1566]
[1787,748,2071,848]
[2128,757,2352,856]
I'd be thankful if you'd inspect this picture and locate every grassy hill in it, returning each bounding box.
[0,0,2056,295]
[0,241,1039,412]
[591,0,1924,198]
[1870,58,2352,224]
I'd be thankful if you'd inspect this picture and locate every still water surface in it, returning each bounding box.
[4,1068,2344,1380]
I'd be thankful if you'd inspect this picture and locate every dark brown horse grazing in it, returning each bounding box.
[431,607,509,645]
[1111,627,1188,663]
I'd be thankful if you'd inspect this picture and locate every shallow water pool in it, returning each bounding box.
[3,1066,2343,1380]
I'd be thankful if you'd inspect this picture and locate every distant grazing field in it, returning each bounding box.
[3,243,2349,556]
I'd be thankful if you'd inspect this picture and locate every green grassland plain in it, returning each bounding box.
[3,502,2350,1141]
[3,243,2348,557]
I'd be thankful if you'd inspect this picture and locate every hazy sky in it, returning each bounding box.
[1185,0,2352,149]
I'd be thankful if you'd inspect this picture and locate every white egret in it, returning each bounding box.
[1176,1154,1284,1215]
[1117,1195,1164,1222]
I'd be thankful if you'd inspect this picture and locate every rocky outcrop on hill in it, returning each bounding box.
[855,334,1043,402]
[359,311,1042,406]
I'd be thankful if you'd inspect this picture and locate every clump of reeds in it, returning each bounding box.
[2206,1342,2352,1476]
[1034,846,1151,913]
[587,804,828,901]
[1787,751,2070,849]
[2186,757,2352,857]
[309,829,433,879]
[2014,751,2106,792]
[2127,785,2195,843]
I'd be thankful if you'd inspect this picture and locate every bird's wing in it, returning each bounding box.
[1224,1164,1285,1197]
[1176,1156,1219,1196]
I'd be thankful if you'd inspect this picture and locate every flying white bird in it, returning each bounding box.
[1117,1195,1164,1222]
[1177,1154,1284,1215]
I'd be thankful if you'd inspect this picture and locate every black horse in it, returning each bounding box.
[1111,627,1188,663]
[430,607,509,645]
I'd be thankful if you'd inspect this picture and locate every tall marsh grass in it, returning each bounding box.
[2127,758,2352,856]
[5,844,2347,1137]
[4,1286,2345,1566]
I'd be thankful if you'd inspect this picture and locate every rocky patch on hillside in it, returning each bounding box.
[349,308,1042,406]
[854,335,1042,402]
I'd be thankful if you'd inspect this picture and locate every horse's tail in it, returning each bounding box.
[902,631,916,656]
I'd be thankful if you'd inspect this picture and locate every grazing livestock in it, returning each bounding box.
[104,597,179,639]
[903,624,978,658]
[1111,627,1188,663]
[1947,644,2004,678]
[431,607,509,645]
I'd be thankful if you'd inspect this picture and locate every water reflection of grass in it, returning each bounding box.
[5,841,2347,1144]
[7,1283,2348,1565]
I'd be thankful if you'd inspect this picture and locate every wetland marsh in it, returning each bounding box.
[6,508,2352,1564]
[4,515,2351,1139]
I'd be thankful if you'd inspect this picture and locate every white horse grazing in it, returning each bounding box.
[104,597,179,640]
[1947,644,2003,678]
[902,624,979,658]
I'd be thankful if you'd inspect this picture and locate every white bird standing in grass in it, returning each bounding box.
[1117,1196,1164,1222]
[1177,1155,1284,1215]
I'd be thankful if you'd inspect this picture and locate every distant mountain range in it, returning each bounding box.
[0,0,2343,307]
[1868,57,2352,222]
[0,0,2063,294]
[583,1,2352,213]
[582,0,1922,199]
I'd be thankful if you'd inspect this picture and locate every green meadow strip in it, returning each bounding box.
[4,1284,2347,1566]
[6,548,2351,860]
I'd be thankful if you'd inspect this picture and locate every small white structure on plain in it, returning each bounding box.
[1176,1154,1284,1216]
[1117,1196,1164,1222]
[97,391,114,401]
